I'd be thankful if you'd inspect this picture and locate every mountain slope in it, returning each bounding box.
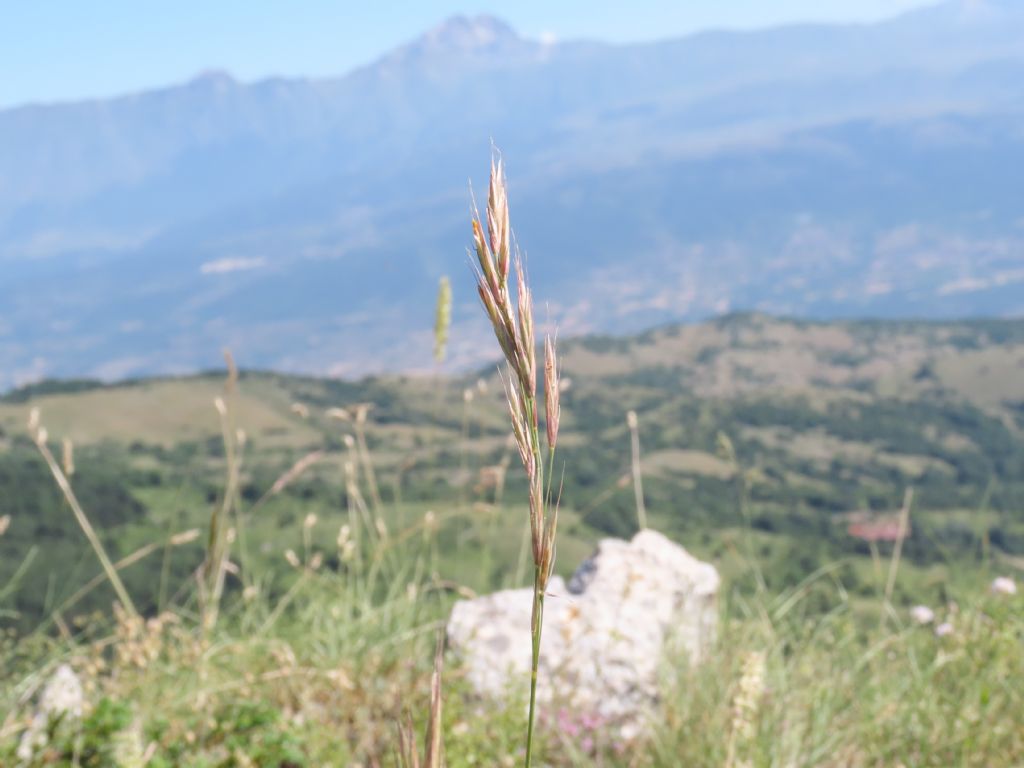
[1,2,1023,387]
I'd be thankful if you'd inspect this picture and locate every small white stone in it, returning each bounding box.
[17,664,84,760]
[991,576,1017,596]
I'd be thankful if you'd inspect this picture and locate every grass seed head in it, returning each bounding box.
[433,276,452,364]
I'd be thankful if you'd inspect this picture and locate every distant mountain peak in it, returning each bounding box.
[188,69,237,90]
[371,14,535,72]
[422,15,520,51]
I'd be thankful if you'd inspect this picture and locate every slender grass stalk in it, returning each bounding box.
[626,410,648,530]
[882,487,914,626]
[0,546,37,606]
[332,403,384,514]
[354,405,383,513]
[28,413,138,618]
[52,529,198,624]
[397,633,445,768]
[202,351,241,631]
[469,153,561,768]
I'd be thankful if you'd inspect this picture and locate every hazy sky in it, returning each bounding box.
[3,0,940,108]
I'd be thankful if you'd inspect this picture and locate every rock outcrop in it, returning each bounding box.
[447,529,719,732]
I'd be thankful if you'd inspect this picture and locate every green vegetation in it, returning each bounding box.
[1,314,1023,764]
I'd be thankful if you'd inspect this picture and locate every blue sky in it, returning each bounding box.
[2,0,939,108]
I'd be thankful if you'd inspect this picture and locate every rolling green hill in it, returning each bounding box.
[2,314,1023,628]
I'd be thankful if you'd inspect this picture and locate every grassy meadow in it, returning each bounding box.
[1,314,1023,765]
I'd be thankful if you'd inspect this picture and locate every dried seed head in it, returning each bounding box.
[236,429,247,447]
[354,403,372,425]
[337,524,351,548]
[343,434,356,449]
[327,407,351,422]
[27,407,40,432]
[340,540,356,562]
[544,335,560,450]
[303,513,318,529]
[270,450,325,496]
[626,410,638,430]
[170,529,200,546]
[213,397,227,417]
[36,427,48,446]
[463,388,474,403]
[0,515,10,536]
[503,372,534,479]
[375,517,389,540]
[284,549,301,569]
[472,216,499,299]
[308,552,323,571]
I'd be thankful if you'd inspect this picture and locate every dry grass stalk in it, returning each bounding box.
[470,153,560,767]
[626,410,647,530]
[27,410,138,618]
[882,487,915,626]
[202,350,241,631]
[61,437,75,477]
[268,450,325,498]
[52,529,199,623]
[398,635,445,768]
[342,402,383,512]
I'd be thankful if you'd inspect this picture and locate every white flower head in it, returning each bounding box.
[910,605,935,625]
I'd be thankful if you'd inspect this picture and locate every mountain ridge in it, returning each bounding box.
[0,1,1022,388]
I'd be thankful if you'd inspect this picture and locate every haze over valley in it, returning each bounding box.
[2,0,1022,387]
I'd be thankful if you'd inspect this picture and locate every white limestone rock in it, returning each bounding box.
[17,664,85,761]
[447,529,719,729]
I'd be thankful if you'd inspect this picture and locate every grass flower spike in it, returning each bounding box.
[471,153,560,767]
[433,276,452,364]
